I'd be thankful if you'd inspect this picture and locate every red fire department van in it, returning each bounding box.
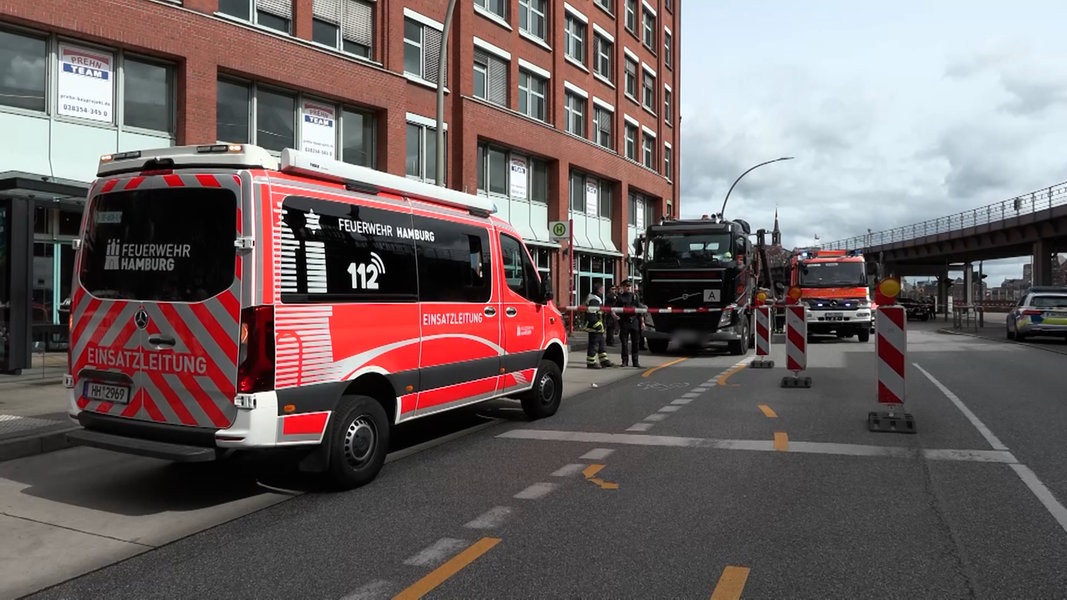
[64,144,568,489]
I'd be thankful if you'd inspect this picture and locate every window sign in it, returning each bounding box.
[636,197,645,230]
[57,43,114,123]
[585,179,599,217]
[509,155,528,200]
[301,101,337,158]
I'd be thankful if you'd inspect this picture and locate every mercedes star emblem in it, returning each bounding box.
[134,309,149,330]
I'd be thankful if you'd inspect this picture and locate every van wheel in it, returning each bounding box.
[326,395,389,490]
[858,329,871,342]
[520,360,562,420]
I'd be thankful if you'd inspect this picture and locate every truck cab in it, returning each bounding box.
[790,248,873,341]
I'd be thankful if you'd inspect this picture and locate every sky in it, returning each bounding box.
[677,0,1067,285]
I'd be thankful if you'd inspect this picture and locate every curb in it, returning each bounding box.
[0,425,81,463]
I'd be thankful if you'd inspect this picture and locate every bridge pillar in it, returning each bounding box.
[936,268,950,318]
[963,262,974,307]
[1032,240,1054,286]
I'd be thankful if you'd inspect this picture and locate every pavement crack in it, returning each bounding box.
[1,511,156,548]
[917,457,980,599]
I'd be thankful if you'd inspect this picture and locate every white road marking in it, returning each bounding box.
[691,387,708,393]
[551,463,587,477]
[913,362,1008,450]
[1011,464,1067,535]
[659,406,682,413]
[464,506,512,529]
[681,392,701,398]
[403,538,468,566]
[339,579,393,600]
[498,429,1019,464]
[626,423,654,432]
[514,482,558,500]
[580,448,615,460]
[644,413,669,422]
[670,399,692,405]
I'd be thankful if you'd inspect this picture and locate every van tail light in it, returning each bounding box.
[1021,309,1043,316]
[237,306,275,394]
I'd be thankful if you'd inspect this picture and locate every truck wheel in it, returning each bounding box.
[647,340,669,353]
[520,360,562,420]
[326,395,390,491]
[858,329,870,342]
[729,319,750,355]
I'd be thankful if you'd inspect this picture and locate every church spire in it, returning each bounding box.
[772,208,781,246]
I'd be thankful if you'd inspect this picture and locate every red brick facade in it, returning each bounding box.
[3,0,680,299]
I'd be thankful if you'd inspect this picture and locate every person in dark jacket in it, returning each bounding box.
[613,279,644,367]
[604,282,618,346]
[585,284,613,369]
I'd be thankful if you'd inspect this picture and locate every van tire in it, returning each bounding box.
[326,395,390,490]
[520,360,563,420]
[858,329,870,342]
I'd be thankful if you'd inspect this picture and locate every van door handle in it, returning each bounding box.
[505,307,518,317]
[484,307,497,317]
[148,335,176,347]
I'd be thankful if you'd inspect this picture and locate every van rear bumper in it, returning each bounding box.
[66,429,218,462]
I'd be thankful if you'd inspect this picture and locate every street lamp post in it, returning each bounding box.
[434,0,458,187]
[719,156,794,218]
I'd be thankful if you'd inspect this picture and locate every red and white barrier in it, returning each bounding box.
[564,305,710,315]
[751,306,774,368]
[781,305,810,387]
[876,305,906,405]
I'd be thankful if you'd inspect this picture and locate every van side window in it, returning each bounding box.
[500,234,539,300]
[280,196,419,302]
[414,217,491,303]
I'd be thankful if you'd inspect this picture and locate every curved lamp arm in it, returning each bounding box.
[720,156,794,218]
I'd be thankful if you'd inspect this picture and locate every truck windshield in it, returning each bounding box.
[798,261,867,287]
[647,232,732,265]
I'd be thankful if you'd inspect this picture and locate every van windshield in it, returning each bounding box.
[80,187,237,302]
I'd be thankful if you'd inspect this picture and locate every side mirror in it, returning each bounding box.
[540,277,554,304]
[633,235,644,257]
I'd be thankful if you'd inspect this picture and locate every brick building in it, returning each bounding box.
[0,0,681,370]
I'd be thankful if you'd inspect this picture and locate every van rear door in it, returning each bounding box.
[72,173,243,430]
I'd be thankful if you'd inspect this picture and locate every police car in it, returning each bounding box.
[1006,286,1067,341]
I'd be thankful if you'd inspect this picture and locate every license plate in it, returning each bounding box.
[84,381,131,404]
[825,312,844,319]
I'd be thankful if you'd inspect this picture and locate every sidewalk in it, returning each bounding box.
[0,338,668,463]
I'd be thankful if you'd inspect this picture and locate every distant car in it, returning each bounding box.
[1006,286,1067,341]
[896,297,934,321]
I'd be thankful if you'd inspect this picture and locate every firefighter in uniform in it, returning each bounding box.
[585,284,613,369]
[605,282,618,346]
[613,279,644,367]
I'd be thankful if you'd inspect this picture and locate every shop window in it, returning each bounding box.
[341,107,375,167]
[216,79,251,143]
[123,58,173,132]
[0,29,47,112]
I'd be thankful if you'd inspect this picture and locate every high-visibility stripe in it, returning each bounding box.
[282,412,330,436]
[785,305,806,372]
[755,306,771,357]
[876,305,906,404]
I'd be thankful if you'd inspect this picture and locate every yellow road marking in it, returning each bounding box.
[583,464,605,479]
[583,464,619,489]
[393,537,501,600]
[643,356,689,377]
[774,432,789,452]
[710,565,751,600]
[758,404,778,418]
[716,365,746,386]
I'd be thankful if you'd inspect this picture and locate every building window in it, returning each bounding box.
[404,16,444,84]
[624,57,637,99]
[123,58,173,132]
[594,34,613,82]
[666,0,673,11]
[664,30,673,68]
[642,70,655,111]
[519,0,547,41]
[664,88,672,122]
[476,0,508,21]
[341,106,375,167]
[219,0,293,33]
[474,49,508,106]
[256,87,296,152]
[311,0,375,58]
[624,0,637,33]
[477,143,549,203]
[642,133,655,169]
[518,69,547,121]
[569,171,585,212]
[624,123,637,160]
[406,121,443,182]
[0,29,47,112]
[564,14,586,65]
[594,107,612,149]
[628,191,638,226]
[217,79,251,144]
[599,180,613,219]
[564,92,586,137]
[664,144,672,180]
[595,0,614,14]
[642,9,656,50]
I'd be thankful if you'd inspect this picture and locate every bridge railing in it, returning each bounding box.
[820,180,1067,250]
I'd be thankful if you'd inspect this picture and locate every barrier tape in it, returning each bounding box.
[563,305,711,314]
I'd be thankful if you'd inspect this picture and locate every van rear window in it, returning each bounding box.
[80,187,237,302]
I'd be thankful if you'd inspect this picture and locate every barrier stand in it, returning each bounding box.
[781,286,811,388]
[750,304,774,369]
[868,276,916,433]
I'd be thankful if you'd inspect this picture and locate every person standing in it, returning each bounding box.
[585,284,613,369]
[613,279,644,367]
[605,282,618,346]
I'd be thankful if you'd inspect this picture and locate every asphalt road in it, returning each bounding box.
[18,324,1067,600]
